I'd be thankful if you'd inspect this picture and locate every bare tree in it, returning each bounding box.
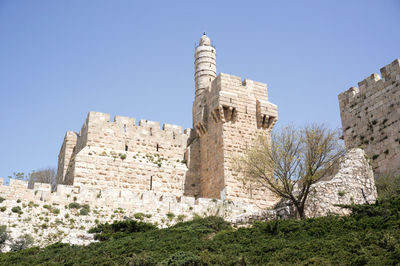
[237,124,345,218]
[28,167,56,190]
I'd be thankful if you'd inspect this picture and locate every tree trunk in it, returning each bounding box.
[294,203,305,219]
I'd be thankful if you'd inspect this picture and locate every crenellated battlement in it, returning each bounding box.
[338,59,400,104]
[338,58,400,178]
[81,111,190,140]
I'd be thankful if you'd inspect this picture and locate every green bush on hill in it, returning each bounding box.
[375,175,400,199]
[0,197,400,264]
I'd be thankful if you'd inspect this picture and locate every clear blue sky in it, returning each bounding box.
[0,0,399,179]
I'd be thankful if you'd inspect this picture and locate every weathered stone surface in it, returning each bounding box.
[304,148,377,217]
[338,59,400,177]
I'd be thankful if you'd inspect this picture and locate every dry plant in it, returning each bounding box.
[236,124,345,218]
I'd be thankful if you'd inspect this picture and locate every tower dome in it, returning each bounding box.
[199,33,211,46]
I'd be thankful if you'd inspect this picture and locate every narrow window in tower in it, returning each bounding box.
[150,128,152,136]
[150,176,153,190]
[156,144,159,152]
[125,145,128,151]
[173,132,176,139]
[123,124,126,132]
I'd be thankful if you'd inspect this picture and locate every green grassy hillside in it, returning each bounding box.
[1,195,400,265]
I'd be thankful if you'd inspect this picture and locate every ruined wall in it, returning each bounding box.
[230,148,378,225]
[304,148,377,217]
[338,59,400,177]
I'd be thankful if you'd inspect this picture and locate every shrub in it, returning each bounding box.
[64,213,70,219]
[11,206,22,214]
[0,197,5,203]
[0,206,6,212]
[10,234,34,251]
[166,212,175,221]
[52,208,60,215]
[88,220,156,241]
[133,213,145,220]
[79,204,90,215]
[79,208,89,216]
[177,214,186,222]
[375,175,400,199]
[119,154,127,160]
[0,225,8,248]
[129,252,156,265]
[160,251,200,266]
[16,199,21,203]
[68,202,81,209]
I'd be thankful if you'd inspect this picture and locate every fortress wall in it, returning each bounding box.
[72,147,187,195]
[81,112,189,160]
[338,59,400,177]
[0,177,255,228]
[57,112,190,186]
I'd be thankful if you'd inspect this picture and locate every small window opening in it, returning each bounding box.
[156,144,159,152]
[125,145,128,151]
[150,128,153,136]
[123,124,126,132]
[173,132,176,139]
[150,176,153,191]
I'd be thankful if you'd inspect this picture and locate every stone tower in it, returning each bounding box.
[186,34,279,208]
[193,33,217,129]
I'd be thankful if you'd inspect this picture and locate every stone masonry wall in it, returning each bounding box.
[57,112,190,195]
[72,147,187,196]
[192,72,279,209]
[338,59,400,177]
[0,178,256,251]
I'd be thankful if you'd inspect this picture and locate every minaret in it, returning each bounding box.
[193,33,216,127]
[194,33,216,97]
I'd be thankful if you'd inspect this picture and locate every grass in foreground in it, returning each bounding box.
[1,195,400,265]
